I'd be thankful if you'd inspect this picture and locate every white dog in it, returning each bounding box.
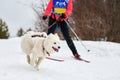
[21,31,60,70]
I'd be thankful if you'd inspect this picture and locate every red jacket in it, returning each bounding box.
[43,0,72,20]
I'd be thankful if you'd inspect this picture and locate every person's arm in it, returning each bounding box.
[65,0,72,17]
[44,0,53,16]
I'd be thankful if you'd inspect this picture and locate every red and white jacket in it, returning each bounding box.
[43,0,72,20]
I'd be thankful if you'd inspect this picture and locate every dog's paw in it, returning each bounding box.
[36,68,39,71]
[34,66,39,71]
[30,61,34,66]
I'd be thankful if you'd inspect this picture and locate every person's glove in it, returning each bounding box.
[42,16,47,20]
[60,13,66,19]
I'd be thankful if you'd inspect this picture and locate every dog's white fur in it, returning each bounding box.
[21,31,60,70]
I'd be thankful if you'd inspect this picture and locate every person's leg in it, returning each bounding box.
[60,21,80,57]
[47,17,57,35]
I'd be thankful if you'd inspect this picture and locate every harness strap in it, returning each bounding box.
[42,40,50,56]
[31,34,46,38]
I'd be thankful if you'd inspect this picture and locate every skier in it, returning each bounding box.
[42,0,81,60]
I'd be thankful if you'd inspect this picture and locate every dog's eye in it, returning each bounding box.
[54,42,56,44]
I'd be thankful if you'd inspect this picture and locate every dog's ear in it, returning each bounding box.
[48,33,53,37]
[47,33,53,39]
[55,33,58,37]
[54,33,60,39]
[48,33,53,36]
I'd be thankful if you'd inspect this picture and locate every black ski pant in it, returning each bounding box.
[47,17,78,55]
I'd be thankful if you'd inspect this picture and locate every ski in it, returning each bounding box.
[72,56,90,63]
[77,58,90,63]
[46,57,90,63]
[46,57,64,62]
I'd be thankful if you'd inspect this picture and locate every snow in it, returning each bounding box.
[0,0,120,79]
[0,38,120,80]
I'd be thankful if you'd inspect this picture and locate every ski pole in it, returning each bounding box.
[48,17,61,29]
[64,20,90,52]
[48,21,57,29]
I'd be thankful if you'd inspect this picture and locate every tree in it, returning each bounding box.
[0,19,9,39]
[32,0,48,32]
[72,0,120,42]
[17,28,24,37]
[26,28,32,32]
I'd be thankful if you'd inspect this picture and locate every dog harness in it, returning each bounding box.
[42,40,51,56]
[31,35,46,38]
[31,34,50,56]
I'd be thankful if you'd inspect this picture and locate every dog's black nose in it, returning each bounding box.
[58,46,60,49]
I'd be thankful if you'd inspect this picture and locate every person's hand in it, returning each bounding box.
[42,16,47,20]
[60,13,66,19]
